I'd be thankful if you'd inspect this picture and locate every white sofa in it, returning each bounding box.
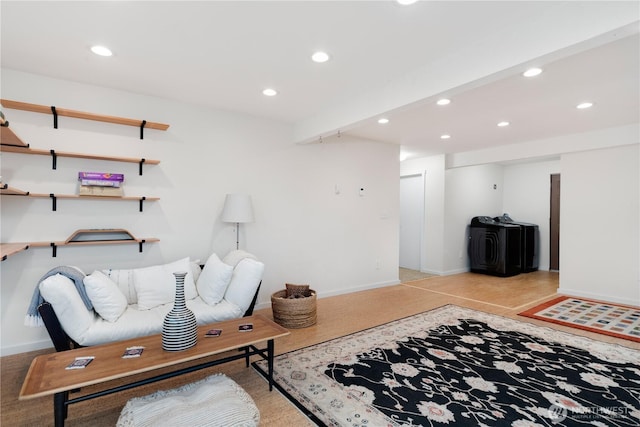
[38,250,264,350]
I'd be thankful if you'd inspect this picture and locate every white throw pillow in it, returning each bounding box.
[224,258,264,313]
[84,270,128,322]
[190,259,202,283]
[39,274,94,342]
[196,253,234,306]
[134,258,197,311]
[222,250,257,268]
[102,268,137,305]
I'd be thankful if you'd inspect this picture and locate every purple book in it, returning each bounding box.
[78,172,124,182]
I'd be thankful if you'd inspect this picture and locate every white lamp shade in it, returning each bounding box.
[221,194,254,223]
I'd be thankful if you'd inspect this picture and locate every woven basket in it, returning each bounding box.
[271,289,317,329]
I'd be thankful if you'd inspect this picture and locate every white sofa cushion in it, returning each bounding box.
[222,249,257,268]
[134,257,197,310]
[77,297,243,347]
[102,268,136,305]
[38,252,262,348]
[84,270,128,322]
[39,274,94,342]
[190,259,202,283]
[197,253,234,306]
[103,260,202,305]
[224,258,264,313]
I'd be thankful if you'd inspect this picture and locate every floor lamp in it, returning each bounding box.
[221,194,254,250]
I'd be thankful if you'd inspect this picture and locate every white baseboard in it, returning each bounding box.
[441,268,469,276]
[250,279,403,313]
[1,340,53,357]
[320,279,401,299]
[420,268,470,276]
[558,287,640,307]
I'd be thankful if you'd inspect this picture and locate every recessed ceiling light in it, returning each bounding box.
[497,121,510,127]
[440,134,451,140]
[262,88,278,97]
[311,51,330,63]
[397,0,418,5]
[576,102,593,109]
[437,98,451,106]
[91,45,112,57]
[378,118,389,124]
[523,67,542,77]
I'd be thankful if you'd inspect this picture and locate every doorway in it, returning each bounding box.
[550,174,560,271]
[400,173,424,270]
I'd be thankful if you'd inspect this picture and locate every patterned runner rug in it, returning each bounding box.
[520,296,640,343]
[253,305,640,426]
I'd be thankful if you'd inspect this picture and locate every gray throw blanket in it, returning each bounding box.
[24,266,92,327]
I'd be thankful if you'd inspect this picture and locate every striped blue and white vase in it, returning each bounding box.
[162,271,197,351]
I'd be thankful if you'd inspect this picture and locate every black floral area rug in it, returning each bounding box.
[253,305,640,426]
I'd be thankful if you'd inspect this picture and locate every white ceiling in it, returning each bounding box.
[1,1,639,160]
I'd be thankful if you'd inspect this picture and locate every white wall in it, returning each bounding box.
[502,160,561,271]
[0,69,400,355]
[400,157,507,275]
[406,125,638,306]
[560,145,639,305]
[444,164,504,274]
[447,124,639,168]
[400,155,445,274]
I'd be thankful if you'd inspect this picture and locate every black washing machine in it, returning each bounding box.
[494,214,539,272]
[468,216,521,277]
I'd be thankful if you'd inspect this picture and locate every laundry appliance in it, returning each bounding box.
[468,216,521,277]
[494,213,539,273]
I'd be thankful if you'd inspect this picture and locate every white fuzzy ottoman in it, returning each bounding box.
[117,374,260,427]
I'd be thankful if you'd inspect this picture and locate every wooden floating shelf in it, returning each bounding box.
[0,145,160,164]
[2,229,159,258]
[1,125,29,147]
[0,99,169,132]
[0,243,30,261]
[0,145,159,175]
[29,194,159,202]
[0,185,159,212]
[0,184,29,196]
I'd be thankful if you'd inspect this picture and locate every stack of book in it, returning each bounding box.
[78,172,124,196]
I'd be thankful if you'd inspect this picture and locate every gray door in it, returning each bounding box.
[400,174,424,270]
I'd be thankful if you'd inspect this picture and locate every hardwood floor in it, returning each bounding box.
[2,271,637,426]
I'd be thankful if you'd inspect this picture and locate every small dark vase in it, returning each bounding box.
[162,272,197,351]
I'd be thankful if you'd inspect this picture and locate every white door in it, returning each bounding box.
[400,174,424,270]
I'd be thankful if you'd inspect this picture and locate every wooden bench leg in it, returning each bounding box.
[54,391,68,427]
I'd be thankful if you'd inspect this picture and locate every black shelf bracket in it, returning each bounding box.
[139,158,146,176]
[138,239,146,253]
[49,193,57,211]
[140,120,147,140]
[50,149,58,169]
[50,242,57,257]
[139,196,146,212]
[51,106,58,129]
